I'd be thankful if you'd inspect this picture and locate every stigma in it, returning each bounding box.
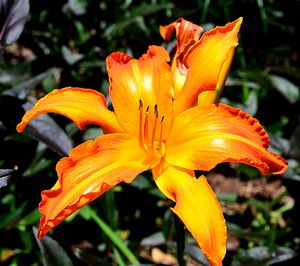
[138,99,166,158]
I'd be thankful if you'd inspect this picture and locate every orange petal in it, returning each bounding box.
[153,165,226,266]
[175,18,243,114]
[160,18,203,95]
[106,45,174,139]
[198,42,237,106]
[166,104,287,175]
[160,18,203,47]
[38,133,154,239]
[160,18,203,66]
[16,87,122,133]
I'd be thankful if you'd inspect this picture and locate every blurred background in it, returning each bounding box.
[1,0,300,265]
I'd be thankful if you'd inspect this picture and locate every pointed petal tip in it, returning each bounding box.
[37,188,103,240]
[267,152,288,175]
[36,134,150,238]
[167,104,288,176]
[225,17,243,32]
[16,122,25,133]
[37,216,49,240]
[15,87,121,134]
[154,167,227,265]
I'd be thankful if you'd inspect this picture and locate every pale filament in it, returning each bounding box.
[138,99,165,157]
[150,104,158,152]
[159,116,164,152]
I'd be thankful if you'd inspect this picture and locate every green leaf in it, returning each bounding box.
[0,175,9,188]
[22,142,54,177]
[74,20,90,44]
[23,158,53,177]
[268,74,299,103]
[0,61,31,87]
[64,0,87,16]
[0,0,30,48]
[21,107,73,156]
[232,246,296,266]
[185,244,209,266]
[140,232,165,247]
[243,90,258,116]
[283,159,300,182]
[0,167,16,188]
[18,209,41,227]
[3,68,61,99]
[0,201,27,229]
[216,193,238,203]
[62,46,84,65]
[73,249,111,266]
[102,190,118,230]
[82,127,103,141]
[103,3,174,38]
[33,227,73,266]
[82,205,140,265]
[288,124,300,160]
[130,174,152,190]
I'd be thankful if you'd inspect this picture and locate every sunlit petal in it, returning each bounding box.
[175,18,242,114]
[16,87,122,133]
[160,18,204,95]
[153,165,226,266]
[106,45,174,139]
[38,133,155,239]
[160,18,203,48]
[198,42,236,106]
[166,104,287,175]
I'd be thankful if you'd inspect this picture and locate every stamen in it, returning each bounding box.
[151,105,158,151]
[154,104,158,117]
[159,115,165,152]
[139,99,143,110]
[144,106,150,146]
[138,101,166,157]
[139,100,148,153]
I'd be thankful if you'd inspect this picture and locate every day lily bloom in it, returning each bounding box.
[17,18,287,266]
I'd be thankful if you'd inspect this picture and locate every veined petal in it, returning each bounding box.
[166,104,287,175]
[175,18,242,114]
[153,165,226,266]
[38,133,155,239]
[16,87,122,133]
[160,18,203,95]
[160,18,203,45]
[106,45,174,139]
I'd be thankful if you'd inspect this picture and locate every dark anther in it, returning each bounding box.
[154,104,158,117]
[139,99,143,110]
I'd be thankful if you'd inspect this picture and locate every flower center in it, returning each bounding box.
[138,99,166,159]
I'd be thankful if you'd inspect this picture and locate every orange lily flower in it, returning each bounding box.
[160,17,239,107]
[16,18,287,266]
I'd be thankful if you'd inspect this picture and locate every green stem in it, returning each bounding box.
[86,205,140,265]
[174,215,186,266]
[113,246,126,266]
